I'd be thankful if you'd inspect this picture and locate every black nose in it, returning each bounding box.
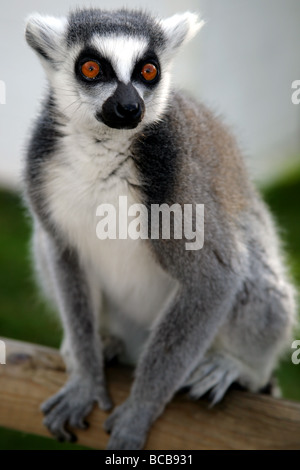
[99,82,145,130]
[115,102,142,121]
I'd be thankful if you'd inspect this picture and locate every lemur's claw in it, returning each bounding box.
[41,375,112,441]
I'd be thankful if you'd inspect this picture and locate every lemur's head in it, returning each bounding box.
[25,9,203,134]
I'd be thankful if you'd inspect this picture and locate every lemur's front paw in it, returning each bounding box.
[104,399,153,450]
[41,375,112,442]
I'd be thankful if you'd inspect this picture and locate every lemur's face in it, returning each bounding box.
[70,34,162,131]
[26,9,203,134]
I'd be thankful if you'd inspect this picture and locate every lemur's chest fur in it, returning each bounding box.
[44,132,178,357]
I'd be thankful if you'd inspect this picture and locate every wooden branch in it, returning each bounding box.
[0,337,300,449]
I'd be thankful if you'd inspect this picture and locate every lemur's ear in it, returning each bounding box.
[160,12,204,58]
[25,14,67,62]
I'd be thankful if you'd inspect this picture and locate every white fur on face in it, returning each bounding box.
[50,34,172,135]
[26,11,204,135]
[43,19,204,135]
[88,34,173,127]
[91,34,148,84]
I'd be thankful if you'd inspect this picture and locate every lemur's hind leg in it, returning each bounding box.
[184,353,240,405]
[185,271,295,406]
[185,351,281,405]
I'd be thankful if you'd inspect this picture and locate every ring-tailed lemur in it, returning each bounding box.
[24,8,296,450]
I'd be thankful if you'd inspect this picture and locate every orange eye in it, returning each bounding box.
[141,63,158,82]
[81,60,100,79]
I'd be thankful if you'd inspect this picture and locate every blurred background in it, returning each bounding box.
[0,0,300,449]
